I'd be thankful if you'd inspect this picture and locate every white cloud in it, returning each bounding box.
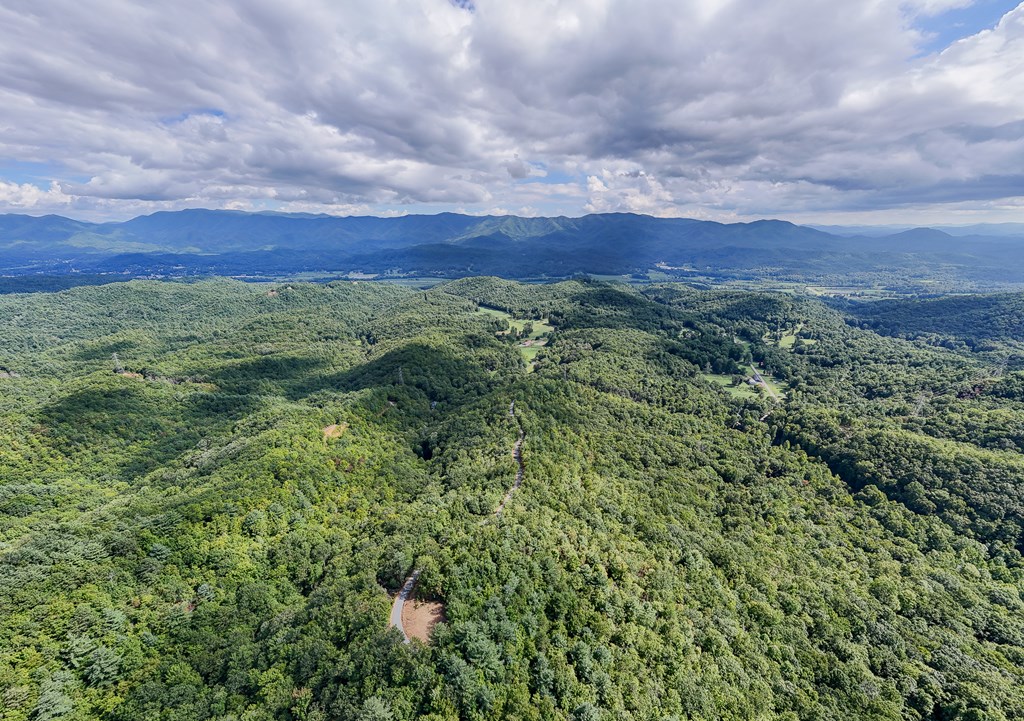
[584,169,678,216]
[0,0,1021,221]
[0,180,73,210]
[902,0,976,17]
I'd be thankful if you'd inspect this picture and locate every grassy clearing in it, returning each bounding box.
[702,373,761,400]
[779,332,817,349]
[520,345,543,361]
[476,306,511,320]
[703,370,789,401]
[509,317,554,339]
[322,423,348,439]
[764,323,818,350]
[777,333,817,349]
[763,375,788,399]
[476,307,553,339]
[476,306,553,368]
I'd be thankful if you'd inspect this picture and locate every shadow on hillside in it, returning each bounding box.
[294,342,497,411]
[203,355,327,395]
[554,286,679,333]
[38,382,262,480]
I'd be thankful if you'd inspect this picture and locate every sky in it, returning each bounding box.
[0,0,1023,224]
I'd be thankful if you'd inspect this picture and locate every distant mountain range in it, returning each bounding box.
[2,210,1023,288]
[811,223,1024,238]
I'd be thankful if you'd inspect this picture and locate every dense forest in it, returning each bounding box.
[837,293,1024,355]
[1,277,1023,720]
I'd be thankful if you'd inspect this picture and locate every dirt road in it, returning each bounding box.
[388,401,525,641]
[388,570,420,644]
[751,364,781,402]
[495,429,525,517]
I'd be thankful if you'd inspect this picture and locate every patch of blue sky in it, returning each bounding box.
[160,108,227,125]
[914,0,1021,54]
[0,161,90,188]
[514,168,576,185]
[0,160,62,185]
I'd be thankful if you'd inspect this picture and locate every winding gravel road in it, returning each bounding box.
[496,401,526,517]
[495,431,525,517]
[389,570,421,643]
[388,401,525,640]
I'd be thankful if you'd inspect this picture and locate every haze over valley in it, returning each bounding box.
[4,210,1024,294]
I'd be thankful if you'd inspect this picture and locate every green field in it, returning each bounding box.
[761,373,789,399]
[701,373,761,399]
[477,307,553,338]
[519,344,543,362]
[510,317,554,339]
[703,369,788,401]
[476,306,554,367]
[768,323,819,349]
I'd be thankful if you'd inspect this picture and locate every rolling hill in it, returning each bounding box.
[2,210,1023,288]
[1,277,1023,719]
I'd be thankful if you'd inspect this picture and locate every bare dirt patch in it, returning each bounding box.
[119,372,143,379]
[267,290,279,297]
[401,599,446,643]
[322,423,348,439]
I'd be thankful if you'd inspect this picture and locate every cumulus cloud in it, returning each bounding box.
[584,169,678,216]
[503,154,547,180]
[503,156,530,180]
[0,180,73,210]
[0,0,1021,221]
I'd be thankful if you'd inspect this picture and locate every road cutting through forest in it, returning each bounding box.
[389,402,525,642]
[496,401,526,517]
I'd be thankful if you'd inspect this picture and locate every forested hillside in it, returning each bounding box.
[1,278,1023,720]
[4,210,1024,290]
[840,293,1024,355]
